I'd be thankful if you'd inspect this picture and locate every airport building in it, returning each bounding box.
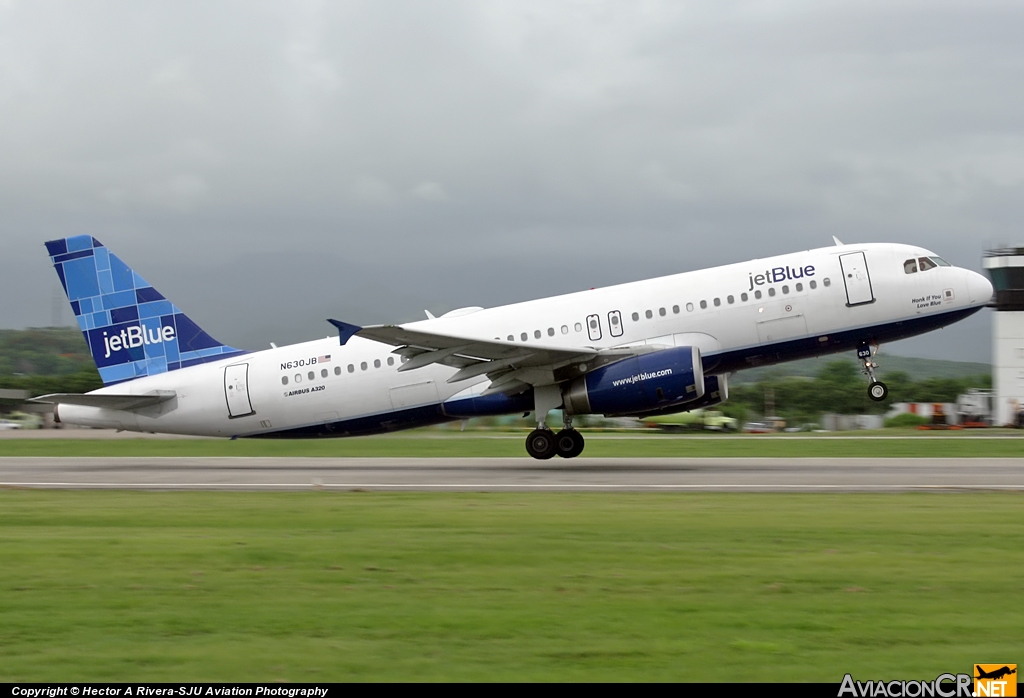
[983,248,1024,425]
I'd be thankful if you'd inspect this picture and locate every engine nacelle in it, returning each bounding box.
[625,374,728,419]
[562,346,704,417]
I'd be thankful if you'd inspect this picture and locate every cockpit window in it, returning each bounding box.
[904,259,918,274]
[918,257,937,271]
[931,256,951,267]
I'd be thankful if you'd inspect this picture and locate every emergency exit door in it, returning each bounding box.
[224,364,255,418]
[839,252,875,306]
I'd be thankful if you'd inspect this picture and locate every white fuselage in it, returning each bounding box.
[59,243,991,437]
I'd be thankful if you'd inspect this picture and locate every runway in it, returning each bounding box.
[1,457,1023,491]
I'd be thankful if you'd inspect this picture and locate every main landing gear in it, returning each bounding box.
[858,343,888,402]
[525,385,585,459]
[525,426,585,460]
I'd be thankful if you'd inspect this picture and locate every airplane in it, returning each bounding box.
[33,235,993,459]
[975,666,1016,681]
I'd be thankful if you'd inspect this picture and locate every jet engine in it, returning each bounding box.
[562,346,704,417]
[624,374,729,419]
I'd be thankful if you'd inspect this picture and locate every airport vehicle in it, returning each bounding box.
[956,388,994,426]
[34,236,992,459]
[641,408,738,432]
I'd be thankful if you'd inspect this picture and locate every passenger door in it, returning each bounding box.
[839,252,875,306]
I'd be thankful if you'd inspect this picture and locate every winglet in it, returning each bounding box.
[832,236,844,246]
[327,319,361,345]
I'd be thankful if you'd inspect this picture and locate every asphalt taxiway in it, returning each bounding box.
[1,457,1022,491]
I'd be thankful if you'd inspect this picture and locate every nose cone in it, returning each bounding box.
[967,270,994,304]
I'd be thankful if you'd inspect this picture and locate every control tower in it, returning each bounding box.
[983,248,1024,425]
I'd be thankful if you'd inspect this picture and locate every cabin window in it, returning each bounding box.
[374,359,381,369]
[561,325,568,334]
[659,307,666,316]
[548,327,555,336]
[686,302,694,312]
[795,283,803,292]
[782,285,789,294]
[904,259,918,274]
[645,309,653,319]
[754,290,762,299]
[335,366,342,375]
[294,374,302,383]
[632,312,639,321]
[281,376,288,385]
[809,280,817,289]
[672,305,679,314]
[823,278,831,287]
[713,298,721,307]
[918,257,937,272]
[360,362,367,371]
[507,335,514,341]
[741,292,748,302]
[308,371,315,380]
[521,332,528,341]
[321,368,328,378]
[768,288,776,297]
[700,300,707,309]
[534,329,541,339]
[727,295,734,304]
[575,322,582,332]
[387,357,395,366]
[348,364,355,373]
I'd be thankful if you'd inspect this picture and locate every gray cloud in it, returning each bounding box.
[1,1,1021,362]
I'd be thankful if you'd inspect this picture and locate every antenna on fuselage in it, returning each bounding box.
[832,236,845,246]
[424,309,436,320]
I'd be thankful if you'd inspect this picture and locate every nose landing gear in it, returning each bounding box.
[858,343,888,402]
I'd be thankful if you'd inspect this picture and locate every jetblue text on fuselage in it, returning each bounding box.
[748,264,816,291]
[103,325,176,358]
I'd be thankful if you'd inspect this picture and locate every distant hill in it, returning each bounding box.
[730,353,990,384]
[0,327,93,376]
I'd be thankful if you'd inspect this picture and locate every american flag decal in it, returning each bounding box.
[318,355,332,363]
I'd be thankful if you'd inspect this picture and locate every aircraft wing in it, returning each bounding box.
[30,390,177,411]
[328,319,648,395]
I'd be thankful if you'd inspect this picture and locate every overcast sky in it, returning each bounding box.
[2,0,1021,363]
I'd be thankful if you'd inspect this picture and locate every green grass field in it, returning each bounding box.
[1,430,1023,458]
[1,491,1021,681]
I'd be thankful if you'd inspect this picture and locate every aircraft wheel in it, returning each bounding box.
[868,381,888,402]
[555,429,585,459]
[525,428,558,460]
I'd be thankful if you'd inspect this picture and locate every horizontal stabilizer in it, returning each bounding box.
[30,390,176,411]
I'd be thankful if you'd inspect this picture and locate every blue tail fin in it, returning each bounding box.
[46,235,244,386]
